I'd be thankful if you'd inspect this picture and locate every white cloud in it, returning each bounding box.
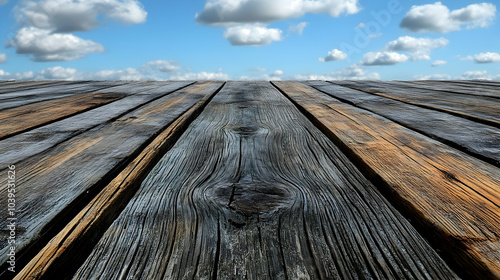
[271,70,283,76]
[385,36,448,61]
[432,60,447,67]
[17,0,147,32]
[356,22,365,29]
[223,24,283,46]
[319,49,347,62]
[414,73,451,80]
[0,70,35,80]
[7,27,104,62]
[295,64,380,80]
[142,60,182,72]
[288,22,308,35]
[169,72,229,81]
[461,70,495,80]
[9,0,146,61]
[38,66,77,80]
[464,52,500,63]
[400,2,496,33]
[196,0,361,26]
[196,0,360,45]
[0,54,6,64]
[360,52,409,66]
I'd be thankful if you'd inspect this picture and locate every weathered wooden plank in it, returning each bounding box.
[304,81,500,166]
[0,82,163,140]
[0,81,128,110]
[0,82,192,167]
[402,81,500,99]
[275,81,500,279]
[73,82,456,280]
[332,80,500,128]
[14,82,223,280]
[0,81,70,93]
[0,82,222,273]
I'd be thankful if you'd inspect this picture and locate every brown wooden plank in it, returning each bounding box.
[0,81,70,93]
[71,82,456,280]
[0,82,192,167]
[0,81,128,110]
[304,81,500,166]
[14,82,222,280]
[332,80,500,128]
[0,82,222,275]
[0,82,162,140]
[274,81,500,279]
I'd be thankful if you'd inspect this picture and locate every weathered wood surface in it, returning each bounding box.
[400,81,500,99]
[332,80,500,128]
[0,82,220,270]
[0,81,191,166]
[71,82,456,280]
[2,80,500,279]
[304,81,500,166]
[0,81,127,110]
[15,82,223,280]
[274,81,500,279]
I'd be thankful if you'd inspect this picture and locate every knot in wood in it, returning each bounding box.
[210,182,292,216]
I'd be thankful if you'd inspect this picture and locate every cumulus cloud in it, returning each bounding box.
[400,2,496,33]
[464,52,500,63]
[461,70,490,80]
[432,60,447,67]
[414,73,451,80]
[360,52,409,66]
[196,0,360,26]
[319,49,347,62]
[271,70,283,76]
[17,0,147,32]
[223,24,283,46]
[288,22,308,35]
[385,36,448,61]
[142,60,182,72]
[295,64,380,80]
[169,72,229,81]
[7,27,104,61]
[0,54,6,64]
[38,66,77,79]
[196,0,360,45]
[9,0,146,61]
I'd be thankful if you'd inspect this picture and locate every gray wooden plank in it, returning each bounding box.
[393,80,500,99]
[305,81,500,166]
[74,82,457,280]
[0,82,222,271]
[332,80,500,128]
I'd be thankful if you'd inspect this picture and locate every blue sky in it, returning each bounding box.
[0,0,499,80]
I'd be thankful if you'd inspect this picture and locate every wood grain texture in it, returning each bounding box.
[400,81,500,99]
[0,81,191,166]
[0,81,127,110]
[304,81,500,166]
[0,81,72,94]
[73,82,456,280]
[274,81,500,279]
[14,82,223,280]
[0,82,221,270]
[332,80,500,128]
[0,88,127,140]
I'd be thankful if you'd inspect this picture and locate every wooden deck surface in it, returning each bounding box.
[0,80,498,279]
